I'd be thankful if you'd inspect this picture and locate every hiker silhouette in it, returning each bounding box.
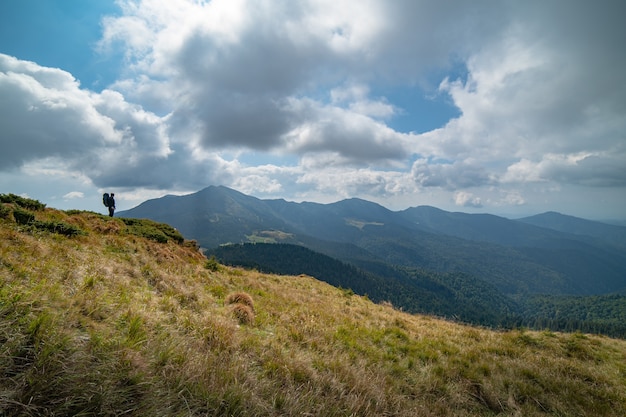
[103,192,116,217]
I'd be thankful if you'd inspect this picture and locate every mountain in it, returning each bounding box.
[117,186,294,248]
[399,206,569,247]
[118,185,626,298]
[519,211,626,248]
[3,197,626,416]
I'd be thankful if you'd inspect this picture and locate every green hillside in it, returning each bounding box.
[2,196,626,416]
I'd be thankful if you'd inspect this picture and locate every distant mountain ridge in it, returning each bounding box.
[518,211,626,248]
[118,185,626,299]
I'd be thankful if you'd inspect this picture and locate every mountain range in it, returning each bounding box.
[118,185,626,334]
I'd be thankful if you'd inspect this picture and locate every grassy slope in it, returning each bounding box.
[1,204,626,416]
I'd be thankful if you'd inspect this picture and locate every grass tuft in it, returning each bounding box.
[230,303,255,325]
[225,291,255,312]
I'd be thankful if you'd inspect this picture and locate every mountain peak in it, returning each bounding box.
[518,211,626,243]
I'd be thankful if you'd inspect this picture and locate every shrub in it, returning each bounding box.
[121,218,185,244]
[0,193,46,210]
[0,204,11,220]
[183,239,200,250]
[205,256,221,272]
[7,206,84,237]
[13,207,35,225]
[34,220,85,237]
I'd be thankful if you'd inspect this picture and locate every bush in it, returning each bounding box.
[183,239,200,250]
[34,220,85,237]
[205,256,221,272]
[0,193,46,210]
[121,218,184,244]
[0,205,11,220]
[7,206,84,237]
[13,207,35,225]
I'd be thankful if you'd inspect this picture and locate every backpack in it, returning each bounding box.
[102,193,111,207]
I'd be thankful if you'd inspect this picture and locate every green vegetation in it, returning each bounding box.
[0,193,46,211]
[6,204,85,237]
[1,199,626,416]
[120,217,185,244]
[514,294,626,337]
[204,255,221,272]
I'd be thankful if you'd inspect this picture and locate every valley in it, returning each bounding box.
[118,186,626,337]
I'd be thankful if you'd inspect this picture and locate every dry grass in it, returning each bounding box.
[225,291,255,311]
[230,303,255,325]
[1,204,626,416]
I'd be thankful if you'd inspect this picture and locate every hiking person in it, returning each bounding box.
[103,192,116,217]
[107,193,116,217]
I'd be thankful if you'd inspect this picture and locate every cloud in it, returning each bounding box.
[425,1,626,169]
[454,191,482,208]
[330,84,396,119]
[296,163,414,201]
[0,54,121,169]
[282,98,412,163]
[88,1,626,189]
[499,191,525,207]
[503,152,626,187]
[63,191,84,200]
[100,0,509,159]
[0,53,183,190]
[411,158,493,190]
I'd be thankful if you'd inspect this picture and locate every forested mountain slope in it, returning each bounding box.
[119,186,626,297]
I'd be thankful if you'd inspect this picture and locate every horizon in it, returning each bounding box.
[5,184,626,225]
[113,185,626,225]
[2,1,625,221]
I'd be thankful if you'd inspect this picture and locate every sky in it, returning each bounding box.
[1,0,625,221]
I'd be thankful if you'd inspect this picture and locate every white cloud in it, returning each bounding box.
[0,53,181,190]
[63,191,84,200]
[454,191,482,208]
[282,98,411,163]
[296,164,414,202]
[502,152,626,187]
[331,84,396,119]
[0,55,122,169]
[500,191,525,207]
